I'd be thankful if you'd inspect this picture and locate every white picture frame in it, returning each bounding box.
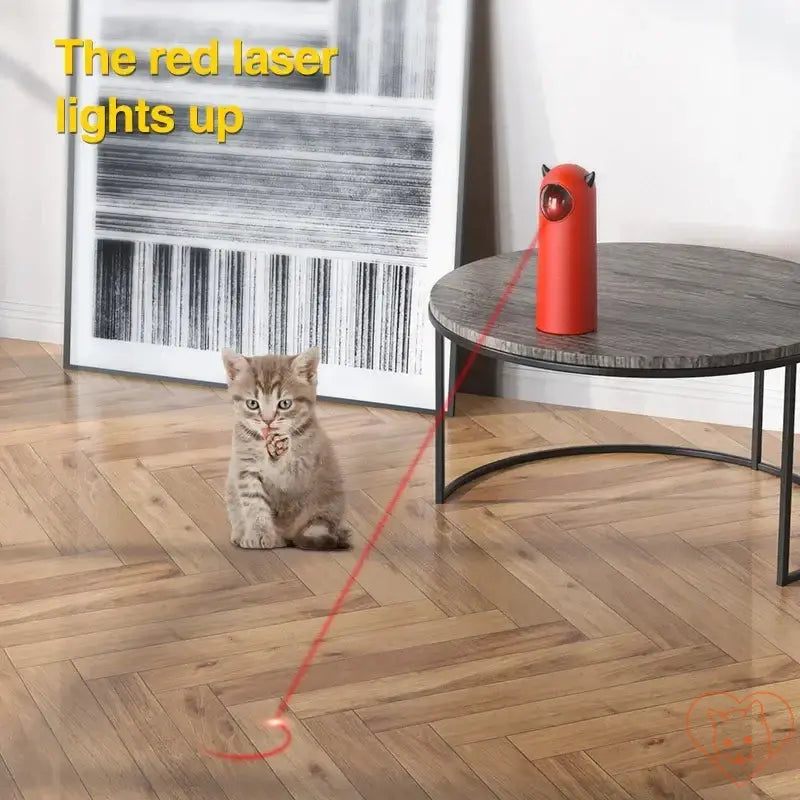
[63,0,470,411]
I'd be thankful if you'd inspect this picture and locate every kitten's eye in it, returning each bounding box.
[245,399,259,410]
[277,398,293,410]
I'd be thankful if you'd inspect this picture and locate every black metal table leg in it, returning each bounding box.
[446,344,457,418]
[435,331,445,504]
[777,364,799,586]
[429,321,799,585]
[752,370,764,469]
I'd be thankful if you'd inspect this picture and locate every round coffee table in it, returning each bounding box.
[428,242,800,587]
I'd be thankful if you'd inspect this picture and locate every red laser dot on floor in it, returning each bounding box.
[202,717,291,761]
[203,229,540,762]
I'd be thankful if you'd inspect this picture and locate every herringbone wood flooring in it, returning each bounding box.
[1,336,799,799]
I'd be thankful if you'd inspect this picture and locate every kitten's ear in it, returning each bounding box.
[221,348,249,384]
[292,347,320,384]
[707,709,727,725]
[744,700,765,719]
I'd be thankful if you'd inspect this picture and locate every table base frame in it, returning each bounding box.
[434,332,799,587]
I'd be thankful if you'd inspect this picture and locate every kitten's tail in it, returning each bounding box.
[333,527,352,550]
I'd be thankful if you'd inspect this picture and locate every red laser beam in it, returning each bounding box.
[203,229,539,761]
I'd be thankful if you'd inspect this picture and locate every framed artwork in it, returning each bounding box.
[63,0,471,410]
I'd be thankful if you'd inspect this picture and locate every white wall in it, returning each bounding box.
[1,0,798,430]
[488,0,800,430]
[0,0,70,343]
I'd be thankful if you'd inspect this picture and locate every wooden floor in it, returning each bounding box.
[1,337,799,799]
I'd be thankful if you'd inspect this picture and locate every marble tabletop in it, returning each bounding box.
[428,242,800,376]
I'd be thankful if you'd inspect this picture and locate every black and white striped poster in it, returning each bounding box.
[65,0,470,410]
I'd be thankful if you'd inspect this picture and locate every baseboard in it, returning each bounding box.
[498,362,797,433]
[0,301,63,344]
[0,301,793,433]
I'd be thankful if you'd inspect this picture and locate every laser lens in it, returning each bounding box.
[540,184,573,222]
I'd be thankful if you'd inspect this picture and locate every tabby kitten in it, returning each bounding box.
[221,347,349,551]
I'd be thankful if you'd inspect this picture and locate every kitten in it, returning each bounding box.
[221,347,350,551]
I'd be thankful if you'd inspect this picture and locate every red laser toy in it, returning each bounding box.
[536,163,597,335]
[203,229,540,762]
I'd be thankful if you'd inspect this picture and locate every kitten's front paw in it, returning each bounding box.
[266,432,289,460]
[236,532,279,549]
[234,512,280,549]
